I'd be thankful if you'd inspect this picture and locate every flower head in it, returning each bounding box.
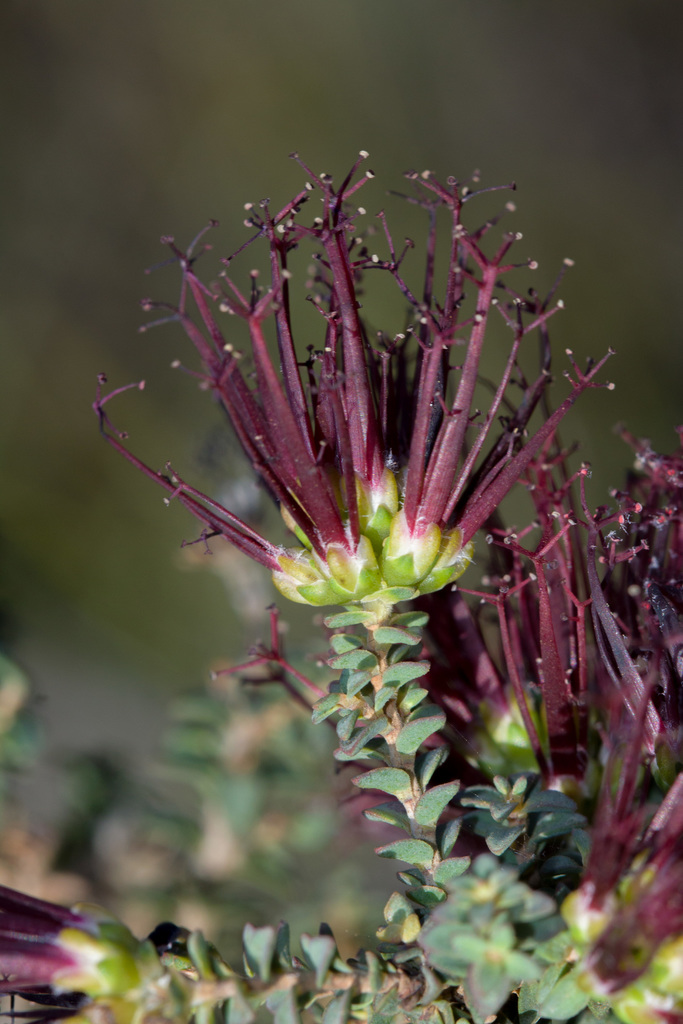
[0,885,156,1002]
[0,884,95,998]
[96,156,608,621]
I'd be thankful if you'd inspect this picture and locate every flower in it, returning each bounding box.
[0,884,95,999]
[562,751,683,1022]
[95,155,609,623]
[0,884,164,1019]
[552,429,683,1017]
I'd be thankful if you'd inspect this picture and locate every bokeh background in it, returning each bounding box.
[1,0,682,951]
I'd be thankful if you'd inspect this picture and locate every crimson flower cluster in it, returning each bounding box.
[95,154,607,621]
[80,155,683,1019]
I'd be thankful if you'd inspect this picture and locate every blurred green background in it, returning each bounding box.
[1,0,682,944]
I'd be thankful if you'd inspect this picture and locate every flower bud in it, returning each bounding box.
[380,511,442,587]
[326,535,382,600]
[356,469,399,552]
[416,528,474,595]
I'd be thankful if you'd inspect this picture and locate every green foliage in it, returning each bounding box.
[460,774,587,860]
[0,616,626,1024]
[419,855,560,1022]
[310,605,464,914]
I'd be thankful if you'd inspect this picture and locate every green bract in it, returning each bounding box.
[272,471,473,614]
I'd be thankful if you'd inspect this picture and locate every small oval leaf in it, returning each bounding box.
[324,610,372,628]
[373,625,422,646]
[353,767,412,796]
[414,782,460,827]
[382,661,430,687]
[329,633,363,654]
[433,856,471,885]
[376,838,435,868]
[328,649,378,672]
[395,706,446,754]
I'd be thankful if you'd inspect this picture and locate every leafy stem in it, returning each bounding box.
[313,604,470,909]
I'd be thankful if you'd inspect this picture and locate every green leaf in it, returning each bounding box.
[433,857,471,885]
[353,766,412,797]
[376,838,435,868]
[437,818,462,858]
[398,687,429,713]
[382,660,430,687]
[405,884,447,908]
[322,990,351,1024]
[363,949,384,993]
[311,693,341,724]
[383,890,415,923]
[300,933,337,987]
[524,788,577,813]
[329,633,363,654]
[369,988,401,1024]
[572,828,591,863]
[193,1006,216,1024]
[324,610,372,628]
[336,709,360,742]
[518,979,541,1024]
[365,585,416,604]
[485,822,525,855]
[419,921,468,972]
[414,782,460,827]
[336,717,387,758]
[387,643,411,664]
[435,1004,458,1024]
[395,706,446,754]
[510,774,529,797]
[415,746,449,790]
[535,961,567,1003]
[187,930,216,980]
[532,811,587,841]
[391,610,429,631]
[397,867,425,886]
[373,625,422,646]
[275,921,292,970]
[363,801,411,833]
[265,987,300,1024]
[512,889,557,923]
[448,933,491,961]
[225,987,256,1024]
[345,670,374,697]
[419,965,444,1008]
[493,775,512,796]
[374,687,395,712]
[538,967,591,1020]
[535,931,574,965]
[242,923,277,982]
[328,649,378,672]
[539,854,583,881]
[460,784,507,812]
[468,959,516,1018]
